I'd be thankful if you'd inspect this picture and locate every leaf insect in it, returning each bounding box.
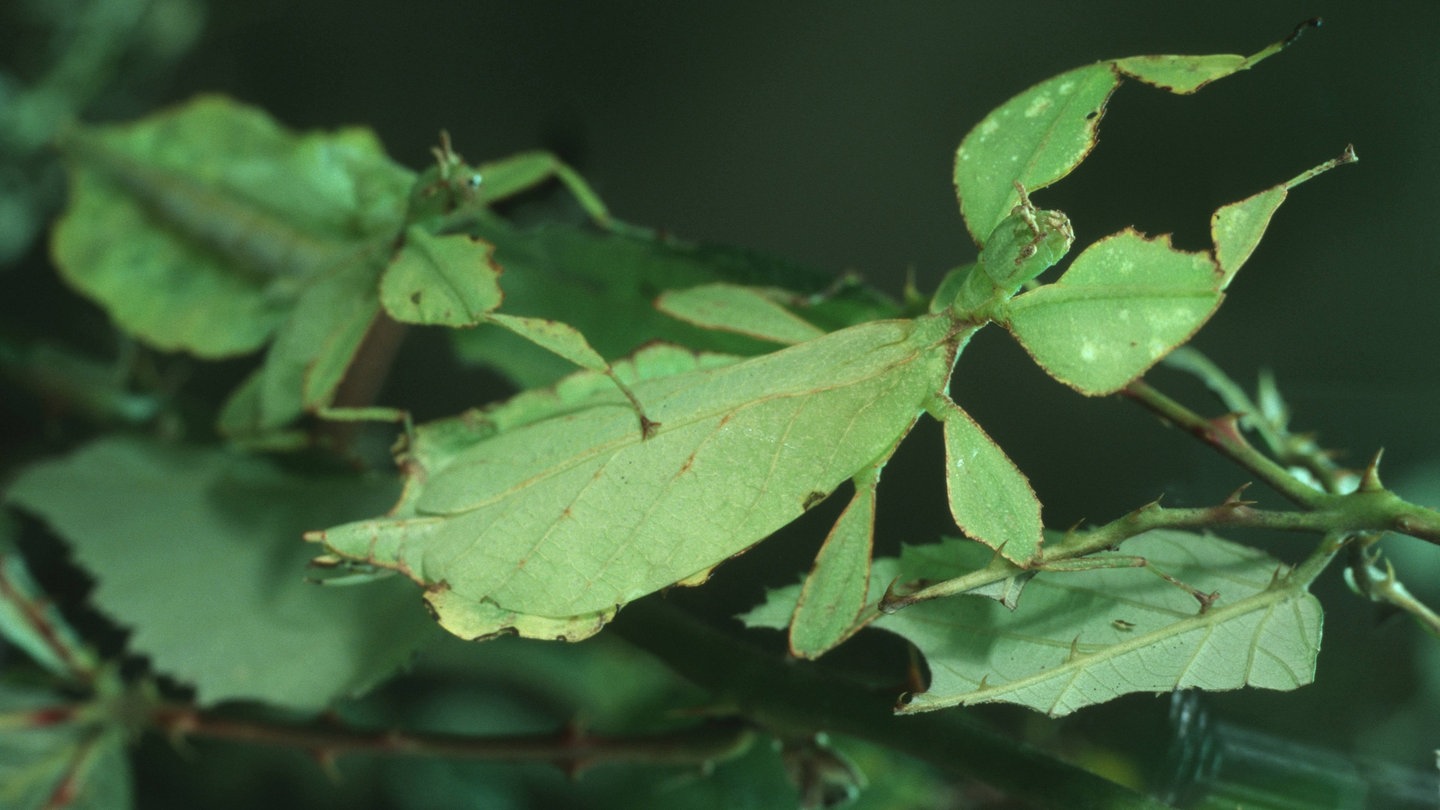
[310,38,1355,654]
[308,188,1066,645]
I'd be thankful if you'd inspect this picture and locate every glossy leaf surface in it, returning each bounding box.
[893,532,1321,715]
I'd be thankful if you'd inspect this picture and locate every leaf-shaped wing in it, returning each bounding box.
[218,258,386,437]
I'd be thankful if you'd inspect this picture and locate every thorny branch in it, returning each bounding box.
[883,354,1440,616]
[1123,352,1440,631]
[143,701,754,776]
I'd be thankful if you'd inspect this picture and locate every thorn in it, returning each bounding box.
[879,578,911,613]
[1195,590,1220,614]
[1222,483,1255,506]
[1359,449,1385,492]
[1066,635,1082,662]
[1206,413,1247,446]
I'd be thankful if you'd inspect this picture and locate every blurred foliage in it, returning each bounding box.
[0,0,205,264]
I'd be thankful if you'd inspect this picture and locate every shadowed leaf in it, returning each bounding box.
[7,438,437,711]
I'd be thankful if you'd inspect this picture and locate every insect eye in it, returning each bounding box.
[466,174,483,190]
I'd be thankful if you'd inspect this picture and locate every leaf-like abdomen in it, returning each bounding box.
[317,315,960,636]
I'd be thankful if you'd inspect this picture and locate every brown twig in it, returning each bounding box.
[145,701,752,776]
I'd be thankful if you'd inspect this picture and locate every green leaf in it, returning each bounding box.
[379,227,503,327]
[51,95,411,358]
[656,284,828,346]
[450,222,898,388]
[310,316,960,641]
[0,685,132,810]
[954,30,1312,244]
[935,400,1043,565]
[1002,230,1221,395]
[0,518,100,682]
[6,438,437,711]
[888,533,1321,716]
[743,531,1322,716]
[789,477,879,659]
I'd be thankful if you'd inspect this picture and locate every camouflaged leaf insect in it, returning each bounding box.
[308,192,1070,646]
[311,40,1350,654]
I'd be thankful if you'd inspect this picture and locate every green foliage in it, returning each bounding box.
[0,522,132,810]
[309,45,1347,650]
[742,532,1322,716]
[4,19,1433,809]
[0,684,133,810]
[52,95,412,359]
[7,438,436,710]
